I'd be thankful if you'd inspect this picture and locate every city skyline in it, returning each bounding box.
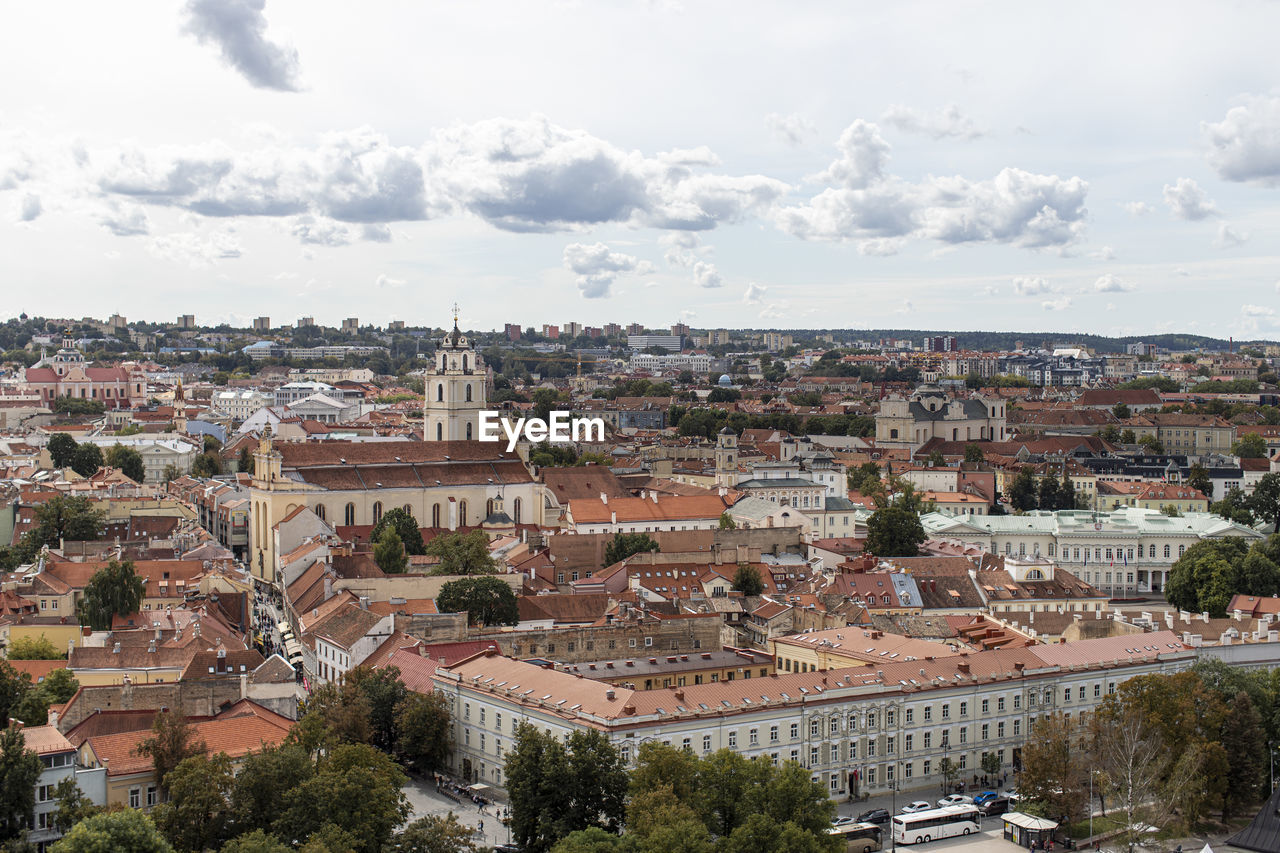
[4,2,1280,336]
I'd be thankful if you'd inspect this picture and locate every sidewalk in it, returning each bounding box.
[402,774,511,849]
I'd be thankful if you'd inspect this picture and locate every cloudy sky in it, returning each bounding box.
[4,1,1280,337]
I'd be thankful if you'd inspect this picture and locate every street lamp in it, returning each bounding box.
[501,807,511,845]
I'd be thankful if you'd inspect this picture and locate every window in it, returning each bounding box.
[513,498,522,524]
[905,708,914,724]
[810,746,819,765]
[924,731,932,749]
[1013,719,1021,736]
[1164,544,1171,558]
[1063,688,1072,703]
[941,704,950,720]
[315,504,326,521]
[959,727,967,744]
[924,705,932,722]
[682,737,691,751]
[1078,686,1086,700]
[829,744,839,763]
[886,709,895,726]
[887,736,895,754]
[905,734,914,752]
[923,759,931,776]
[981,699,989,714]
[830,717,840,735]
[703,735,712,752]
[129,788,141,809]
[728,731,737,748]
[867,740,876,757]
[997,722,1005,738]
[982,723,990,740]
[749,728,759,746]
[770,725,779,743]
[791,723,799,740]
[997,697,1005,712]
[810,718,820,737]
[867,711,877,728]
[959,702,968,717]
[372,501,383,524]
[344,503,355,526]
[1094,683,1101,698]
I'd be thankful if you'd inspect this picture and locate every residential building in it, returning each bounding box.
[252,317,270,332]
[627,334,683,352]
[341,317,359,332]
[1124,413,1235,456]
[210,390,273,421]
[18,725,106,850]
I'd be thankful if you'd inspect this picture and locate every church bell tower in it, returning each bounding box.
[423,304,487,441]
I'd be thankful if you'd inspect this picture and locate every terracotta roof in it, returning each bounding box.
[568,494,731,525]
[19,725,75,755]
[64,709,161,747]
[542,467,630,501]
[362,631,423,669]
[6,659,68,683]
[313,602,386,649]
[517,593,612,624]
[179,649,266,681]
[385,647,440,693]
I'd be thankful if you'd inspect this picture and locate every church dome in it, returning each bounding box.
[718,374,733,386]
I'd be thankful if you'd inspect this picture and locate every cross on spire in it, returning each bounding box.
[452,302,460,329]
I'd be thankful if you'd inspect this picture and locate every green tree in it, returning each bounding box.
[135,711,207,797]
[1165,538,1255,615]
[105,444,145,482]
[1220,691,1267,819]
[49,809,173,853]
[221,829,292,853]
[963,444,985,463]
[1120,428,1136,444]
[436,576,519,626]
[152,753,234,853]
[1059,469,1080,510]
[203,434,223,454]
[864,504,925,558]
[926,449,946,467]
[229,745,315,837]
[1187,463,1213,498]
[981,751,1002,779]
[1232,432,1269,458]
[1020,712,1089,825]
[374,526,408,574]
[192,452,225,477]
[51,777,100,835]
[1036,474,1060,511]
[602,533,660,568]
[26,496,106,548]
[394,691,452,774]
[718,512,736,530]
[293,681,373,747]
[4,636,64,660]
[1248,472,1280,531]
[1137,434,1165,454]
[1008,469,1037,512]
[1099,424,1121,443]
[937,757,959,795]
[388,814,480,853]
[273,743,410,853]
[425,531,498,575]
[370,507,426,556]
[47,433,77,468]
[846,462,881,494]
[344,666,407,753]
[0,726,42,843]
[70,443,104,477]
[237,445,255,474]
[1113,402,1132,419]
[731,564,764,596]
[79,559,147,630]
[0,662,30,728]
[1211,487,1256,525]
[11,668,79,727]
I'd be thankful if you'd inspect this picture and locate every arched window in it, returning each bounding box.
[372,501,383,525]
[344,503,355,526]
[441,355,447,371]
[486,499,494,518]
[402,504,413,516]
[466,422,473,440]
[459,501,468,527]
[465,384,472,402]
[1148,544,1155,558]
[1178,545,1185,557]
[315,504,326,522]
[1163,544,1170,558]
[437,384,444,402]
[512,498,522,524]
[462,355,469,372]
[432,504,441,528]
[436,423,443,441]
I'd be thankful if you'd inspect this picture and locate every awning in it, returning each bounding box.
[468,784,492,793]
[1002,813,1059,831]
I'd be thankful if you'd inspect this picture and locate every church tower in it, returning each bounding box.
[423,305,487,441]
[715,427,738,488]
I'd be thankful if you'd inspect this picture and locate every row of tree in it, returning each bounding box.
[1165,534,1280,616]
[504,730,841,853]
[1006,468,1085,512]
[1020,659,1275,849]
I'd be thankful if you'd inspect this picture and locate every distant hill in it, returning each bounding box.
[753,329,1277,354]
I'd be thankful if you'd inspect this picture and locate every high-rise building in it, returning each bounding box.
[603,323,621,338]
[177,314,196,330]
[504,323,522,341]
[297,316,315,327]
[252,317,271,332]
[925,335,957,353]
[542,325,560,339]
[341,318,359,333]
[388,320,405,331]
[563,322,583,338]
[671,323,690,337]
[626,323,645,336]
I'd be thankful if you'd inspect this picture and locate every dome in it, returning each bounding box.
[718,426,735,436]
[718,374,733,386]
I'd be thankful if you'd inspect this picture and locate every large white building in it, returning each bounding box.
[875,384,1007,450]
[921,507,1264,596]
[629,352,713,373]
[80,435,201,482]
[210,390,273,421]
[433,631,1196,795]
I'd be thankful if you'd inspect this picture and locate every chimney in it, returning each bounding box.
[112,642,121,654]
[1201,611,1209,623]
[957,662,970,674]
[600,492,608,505]
[148,640,156,653]
[359,596,370,610]
[155,625,162,642]
[323,575,333,597]
[605,688,616,700]
[651,490,658,504]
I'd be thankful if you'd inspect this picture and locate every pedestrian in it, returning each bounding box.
[479,820,484,834]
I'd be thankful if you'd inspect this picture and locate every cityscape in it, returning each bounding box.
[4,3,1280,853]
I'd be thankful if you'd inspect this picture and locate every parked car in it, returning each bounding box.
[831,816,857,826]
[972,791,1000,806]
[900,801,933,813]
[937,794,974,808]
[1003,789,1021,801]
[856,808,891,825]
[979,796,1012,817]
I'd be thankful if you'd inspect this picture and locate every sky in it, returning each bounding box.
[3,1,1280,339]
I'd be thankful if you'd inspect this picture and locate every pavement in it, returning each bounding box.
[402,774,512,850]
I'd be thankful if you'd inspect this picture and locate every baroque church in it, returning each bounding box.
[247,313,546,585]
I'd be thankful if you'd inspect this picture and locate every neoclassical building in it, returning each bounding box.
[875,383,1006,451]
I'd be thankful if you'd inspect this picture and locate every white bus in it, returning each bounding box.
[827,821,883,852]
[891,805,980,845]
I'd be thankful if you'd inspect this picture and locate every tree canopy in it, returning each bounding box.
[424,531,499,575]
[105,444,146,482]
[731,563,764,596]
[373,527,408,574]
[603,533,660,568]
[436,576,520,626]
[50,809,173,853]
[71,443,105,477]
[1166,537,1280,616]
[370,508,426,556]
[79,559,147,630]
[0,726,43,843]
[864,504,926,558]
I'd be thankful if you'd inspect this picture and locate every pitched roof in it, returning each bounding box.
[568,494,731,524]
[385,648,441,693]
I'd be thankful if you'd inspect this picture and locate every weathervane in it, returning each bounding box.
[452,302,460,329]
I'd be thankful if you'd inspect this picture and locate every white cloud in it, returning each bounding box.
[743,282,767,304]
[765,112,814,146]
[1121,201,1153,216]
[1241,303,1275,317]
[1089,245,1116,261]
[1013,276,1053,296]
[1202,94,1280,185]
[361,224,391,242]
[375,273,405,288]
[857,238,903,256]
[1041,296,1072,311]
[982,285,998,296]
[759,302,787,320]
[563,241,650,298]
[1213,222,1248,248]
[182,0,302,91]
[658,146,720,167]
[290,215,353,246]
[98,201,150,236]
[146,231,242,267]
[894,299,913,314]
[1093,274,1132,293]
[880,104,986,140]
[692,260,722,288]
[1162,177,1218,220]
[780,122,1089,249]
[661,231,701,267]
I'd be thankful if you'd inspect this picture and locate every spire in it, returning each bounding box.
[452,301,460,331]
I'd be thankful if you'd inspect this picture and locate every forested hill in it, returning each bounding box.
[769,330,1276,353]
